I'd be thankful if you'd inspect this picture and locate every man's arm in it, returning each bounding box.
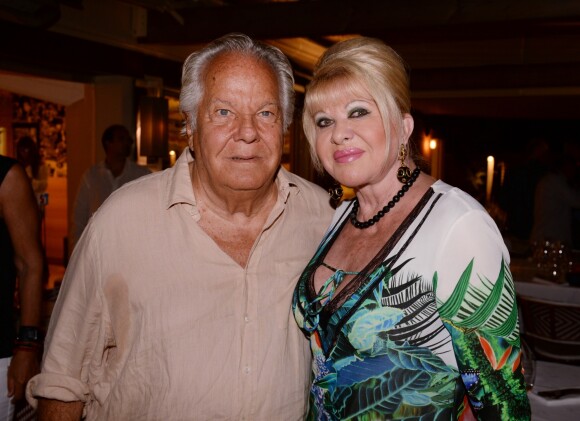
[0,164,44,402]
[37,398,84,421]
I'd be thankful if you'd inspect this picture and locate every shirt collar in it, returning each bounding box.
[163,147,196,209]
[276,166,298,204]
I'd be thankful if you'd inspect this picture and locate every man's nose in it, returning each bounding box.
[235,113,258,143]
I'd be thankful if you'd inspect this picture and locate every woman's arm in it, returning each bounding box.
[435,210,531,420]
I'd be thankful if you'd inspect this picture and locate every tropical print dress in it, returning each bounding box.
[293,181,531,420]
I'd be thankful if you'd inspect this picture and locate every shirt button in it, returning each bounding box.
[244,366,251,374]
[244,316,249,323]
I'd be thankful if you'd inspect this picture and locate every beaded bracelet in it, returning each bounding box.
[13,346,41,353]
[13,341,42,354]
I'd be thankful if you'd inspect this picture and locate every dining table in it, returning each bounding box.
[510,256,580,419]
[514,279,580,304]
[511,257,580,304]
[528,360,580,421]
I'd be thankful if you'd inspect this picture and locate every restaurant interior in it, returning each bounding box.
[1,1,580,418]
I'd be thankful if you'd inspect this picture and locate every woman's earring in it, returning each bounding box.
[396,143,412,184]
[328,184,343,202]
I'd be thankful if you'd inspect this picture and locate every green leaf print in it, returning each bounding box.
[437,257,530,419]
[348,306,405,352]
[437,258,473,319]
[341,368,431,420]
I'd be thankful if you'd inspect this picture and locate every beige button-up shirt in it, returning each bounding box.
[28,148,333,420]
[72,159,151,247]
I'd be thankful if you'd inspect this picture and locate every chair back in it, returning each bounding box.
[517,294,580,363]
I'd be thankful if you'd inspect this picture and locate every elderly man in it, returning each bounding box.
[27,33,333,420]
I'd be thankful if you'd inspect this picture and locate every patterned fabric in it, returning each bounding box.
[293,181,531,420]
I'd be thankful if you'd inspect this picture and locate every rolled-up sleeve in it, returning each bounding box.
[27,223,112,415]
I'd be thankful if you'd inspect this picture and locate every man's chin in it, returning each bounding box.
[207,158,279,189]
[225,180,273,192]
[222,172,278,192]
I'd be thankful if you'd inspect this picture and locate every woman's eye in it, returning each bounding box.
[258,110,275,118]
[349,108,369,118]
[216,109,231,116]
[315,118,333,128]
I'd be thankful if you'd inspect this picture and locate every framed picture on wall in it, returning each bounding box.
[12,122,40,146]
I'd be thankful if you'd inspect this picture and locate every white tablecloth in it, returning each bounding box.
[528,361,580,420]
[515,280,580,304]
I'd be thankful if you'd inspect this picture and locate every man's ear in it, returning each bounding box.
[183,113,192,137]
[184,113,195,149]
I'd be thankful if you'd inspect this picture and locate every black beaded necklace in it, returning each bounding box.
[349,167,421,229]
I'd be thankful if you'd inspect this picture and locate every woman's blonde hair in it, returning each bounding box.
[303,37,411,172]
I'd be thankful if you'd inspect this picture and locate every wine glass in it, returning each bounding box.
[521,337,536,392]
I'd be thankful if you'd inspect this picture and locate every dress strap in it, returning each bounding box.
[319,261,359,276]
[302,262,361,331]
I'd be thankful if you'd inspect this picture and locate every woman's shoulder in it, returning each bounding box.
[431,180,486,214]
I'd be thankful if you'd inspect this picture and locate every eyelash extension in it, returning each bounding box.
[349,108,369,118]
[316,118,332,127]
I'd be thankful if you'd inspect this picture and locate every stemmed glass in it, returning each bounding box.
[521,337,536,392]
[532,240,569,283]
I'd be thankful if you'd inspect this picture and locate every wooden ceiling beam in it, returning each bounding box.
[0,21,182,88]
[140,0,580,44]
[2,18,579,95]
[410,62,580,92]
[411,95,580,119]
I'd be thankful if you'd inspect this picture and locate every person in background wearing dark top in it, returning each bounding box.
[499,137,551,253]
[16,136,51,289]
[531,152,580,246]
[292,37,530,420]
[0,156,44,421]
[71,124,151,249]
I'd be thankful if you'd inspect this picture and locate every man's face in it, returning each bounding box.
[108,128,133,159]
[190,52,284,193]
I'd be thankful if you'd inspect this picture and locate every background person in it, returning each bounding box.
[71,124,150,248]
[16,136,50,288]
[292,37,530,420]
[26,33,333,420]
[531,152,580,247]
[0,156,44,421]
[16,136,49,208]
[498,137,551,252]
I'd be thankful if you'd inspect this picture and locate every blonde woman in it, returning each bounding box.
[292,37,531,420]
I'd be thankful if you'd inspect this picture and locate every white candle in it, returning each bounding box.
[486,155,495,203]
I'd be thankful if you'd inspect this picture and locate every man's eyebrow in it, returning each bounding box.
[258,101,280,109]
[207,99,280,111]
[208,98,233,107]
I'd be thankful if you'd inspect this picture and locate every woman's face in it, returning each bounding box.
[311,82,395,190]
